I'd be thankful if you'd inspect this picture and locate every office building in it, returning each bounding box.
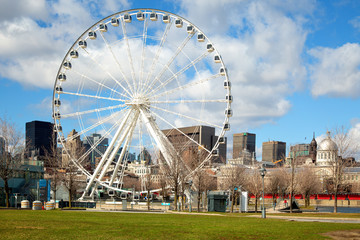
[26,120,55,157]
[262,141,286,163]
[162,125,227,164]
[233,132,256,159]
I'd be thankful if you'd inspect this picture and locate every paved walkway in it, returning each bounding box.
[247,214,360,224]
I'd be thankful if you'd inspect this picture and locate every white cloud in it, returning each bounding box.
[178,0,310,130]
[309,43,360,98]
[0,0,49,22]
[349,16,360,31]
[0,0,130,89]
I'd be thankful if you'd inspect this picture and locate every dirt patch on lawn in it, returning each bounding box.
[15,226,45,230]
[321,229,360,239]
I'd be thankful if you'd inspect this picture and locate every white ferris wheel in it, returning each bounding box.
[52,9,232,198]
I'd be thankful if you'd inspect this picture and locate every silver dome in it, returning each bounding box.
[318,132,338,151]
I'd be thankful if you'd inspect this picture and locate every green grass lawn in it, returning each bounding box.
[0,210,359,239]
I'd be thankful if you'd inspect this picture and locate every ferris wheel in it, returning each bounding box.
[52,9,232,198]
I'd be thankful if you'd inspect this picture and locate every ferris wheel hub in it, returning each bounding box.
[125,95,149,107]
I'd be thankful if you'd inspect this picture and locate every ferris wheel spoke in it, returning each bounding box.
[61,104,126,119]
[142,18,173,94]
[144,32,195,95]
[152,73,221,100]
[72,68,129,100]
[78,132,115,165]
[76,112,128,164]
[150,99,226,104]
[109,115,137,186]
[152,110,211,154]
[138,116,144,162]
[78,48,133,98]
[148,52,210,97]
[84,109,136,193]
[65,109,125,142]
[62,91,125,102]
[98,31,135,96]
[151,104,222,129]
[139,16,149,93]
[120,17,137,94]
[96,110,140,185]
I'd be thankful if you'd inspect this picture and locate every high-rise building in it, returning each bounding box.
[290,144,310,159]
[233,132,256,159]
[83,133,108,169]
[26,120,55,157]
[262,141,286,163]
[162,125,227,164]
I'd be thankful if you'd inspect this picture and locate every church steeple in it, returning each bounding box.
[309,132,317,163]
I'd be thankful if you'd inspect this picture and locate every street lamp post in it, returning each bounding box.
[188,180,193,213]
[259,166,267,219]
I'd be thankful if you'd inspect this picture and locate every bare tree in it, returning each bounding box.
[158,167,168,202]
[0,116,24,208]
[329,126,359,213]
[185,147,211,212]
[61,129,86,208]
[266,168,285,206]
[43,129,61,201]
[220,165,246,213]
[159,134,190,211]
[244,169,262,213]
[144,173,154,210]
[295,166,321,207]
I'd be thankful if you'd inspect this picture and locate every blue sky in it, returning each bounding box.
[0,0,359,160]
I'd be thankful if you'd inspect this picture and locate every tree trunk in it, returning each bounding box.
[305,195,310,208]
[197,191,201,212]
[334,191,338,213]
[147,190,150,211]
[69,189,72,208]
[230,190,235,213]
[174,185,178,211]
[4,180,10,208]
[255,196,258,213]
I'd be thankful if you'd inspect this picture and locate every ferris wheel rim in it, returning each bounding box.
[52,8,232,195]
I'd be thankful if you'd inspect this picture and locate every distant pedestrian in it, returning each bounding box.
[284,200,287,207]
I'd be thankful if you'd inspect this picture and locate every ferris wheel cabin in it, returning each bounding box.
[150,12,158,21]
[175,19,183,28]
[162,14,170,23]
[55,86,63,94]
[78,40,87,48]
[88,31,97,39]
[225,108,233,117]
[70,50,78,58]
[54,99,61,107]
[187,25,194,34]
[124,13,132,23]
[197,33,205,42]
[136,11,145,21]
[99,23,108,32]
[207,43,214,52]
[63,61,72,69]
[111,17,119,26]
[226,94,233,103]
[58,73,66,82]
[214,55,221,63]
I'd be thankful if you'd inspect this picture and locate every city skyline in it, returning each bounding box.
[1,1,360,160]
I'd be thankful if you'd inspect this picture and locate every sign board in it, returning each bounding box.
[161,203,170,206]
[39,179,47,188]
